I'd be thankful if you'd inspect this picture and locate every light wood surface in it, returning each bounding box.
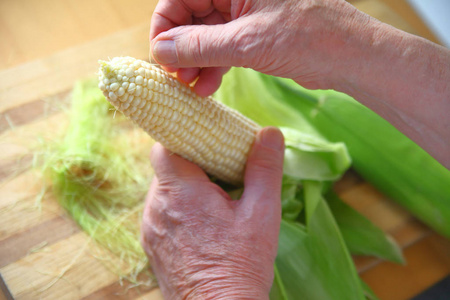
[0,0,448,299]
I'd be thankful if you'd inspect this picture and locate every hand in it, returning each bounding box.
[141,127,285,299]
[149,0,450,168]
[149,0,370,96]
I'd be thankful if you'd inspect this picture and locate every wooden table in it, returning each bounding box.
[1,0,449,299]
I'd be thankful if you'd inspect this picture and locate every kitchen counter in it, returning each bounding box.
[1,1,448,299]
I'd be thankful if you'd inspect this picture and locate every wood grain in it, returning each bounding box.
[0,274,13,300]
[0,23,149,113]
[0,216,79,268]
[1,233,123,300]
[0,0,155,69]
[0,0,448,299]
[361,233,450,300]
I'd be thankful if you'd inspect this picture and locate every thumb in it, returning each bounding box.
[150,20,251,68]
[241,127,285,208]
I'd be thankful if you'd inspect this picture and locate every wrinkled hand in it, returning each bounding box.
[141,127,285,299]
[150,0,450,170]
[149,0,370,96]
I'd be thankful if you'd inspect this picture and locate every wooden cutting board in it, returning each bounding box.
[1,1,449,299]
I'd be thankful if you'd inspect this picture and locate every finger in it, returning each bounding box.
[150,18,252,68]
[212,0,231,14]
[150,1,190,40]
[184,0,214,15]
[150,0,220,39]
[149,143,233,212]
[193,67,230,97]
[240,127,285,210]
[200,9,227,25]
[150,143,210,185]
[177,67,201,84]
[161,65,180,74]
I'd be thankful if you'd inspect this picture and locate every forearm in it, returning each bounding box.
[332,17,450,167]
[149,0,449,168]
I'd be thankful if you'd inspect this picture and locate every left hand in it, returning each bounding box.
[141,127,285,299]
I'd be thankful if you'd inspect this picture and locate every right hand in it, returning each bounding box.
[149,0,374,96]
[150,0,450,168]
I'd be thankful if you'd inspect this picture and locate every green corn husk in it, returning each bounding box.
[273,77,450,237]
[271,180,384,300]
[216,68,450,237]
[215,70,404,299]
[37,79,154,284]
[35,72,416,299]
[214,67,407,254]
[325,191,404,264]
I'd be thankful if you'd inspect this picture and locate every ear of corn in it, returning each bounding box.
[98,57,260,185]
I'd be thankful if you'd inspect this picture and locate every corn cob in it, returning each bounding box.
[98,57,260,185]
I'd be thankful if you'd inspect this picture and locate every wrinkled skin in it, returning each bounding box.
[150,0,366,95]
[150,0,450,168]
[142,128,285,299]
[144,0,450,297]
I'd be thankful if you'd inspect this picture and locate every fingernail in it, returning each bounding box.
[152,40,178,65]
[260,127,284,151]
